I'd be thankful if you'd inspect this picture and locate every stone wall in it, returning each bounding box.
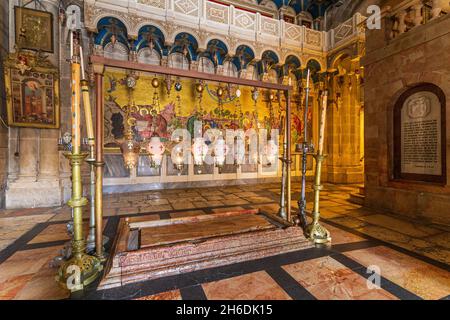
[363,13,450,225]
[4,0,74,208]
[0,1,9,207]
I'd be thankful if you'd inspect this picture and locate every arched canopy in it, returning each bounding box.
[135,25,165,56]
[235,45,255,70]
[171,33,199,62]
[95,17,129,48]
[284,54,302,78]
[204,39,228,66]
[305,59,322,83]
[259,50,280,79]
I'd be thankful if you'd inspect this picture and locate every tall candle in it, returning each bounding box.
[71,59,81,154]
[79,45,85,80]
[79,44,95,145]
[318,90,328,155]
[306,68,310,89]
[70,31,73,60]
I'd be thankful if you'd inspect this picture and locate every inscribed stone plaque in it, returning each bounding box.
[400,91,442,175]
[394,84,446,183]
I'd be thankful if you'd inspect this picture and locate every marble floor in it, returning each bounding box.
[0,183,449,300]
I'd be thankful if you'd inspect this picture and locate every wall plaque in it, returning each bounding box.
[394,84,446,183]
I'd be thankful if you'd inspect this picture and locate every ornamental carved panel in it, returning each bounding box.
[305,29,322,47]
[260,16,279,37]
[284,24,302,42]
[174,0,199,17]
[206,2,228,24]
[234,9,256,31]
[137,0,166,9]
[333,17,354,44]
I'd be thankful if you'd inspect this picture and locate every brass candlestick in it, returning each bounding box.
[305,90,331,244]
[305,153,331,244]
[57,34,102,291]
[57,152,103,291]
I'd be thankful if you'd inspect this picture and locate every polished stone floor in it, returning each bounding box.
[0,183,449,300]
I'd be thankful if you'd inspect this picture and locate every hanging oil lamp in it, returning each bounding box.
[234,135,245,167]
[172,144,185,175]
[192,81,208,172]
[251,87,260,129]
[214,134,227,169]
[265,139,278,166]
[175,78,182,92]
[164,74,172,97]
[192,137,208,169]
[147,136,165,168]
[121,135,140,170]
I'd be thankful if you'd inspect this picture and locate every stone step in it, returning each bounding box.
[349,192,365,205]
[358,186,365,195]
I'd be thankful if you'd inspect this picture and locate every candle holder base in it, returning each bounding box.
[56,247,103,292]
[305,221,331,244]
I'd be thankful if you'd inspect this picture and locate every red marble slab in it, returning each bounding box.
[99,210,313,289]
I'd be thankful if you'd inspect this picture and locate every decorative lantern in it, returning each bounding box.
[172,144,185,175]
[121,139,140,169]
[265,139,278,165]
[214,135,227,168]
[147,136,165,167]
[192,137,208,167]
[234,135,245,166]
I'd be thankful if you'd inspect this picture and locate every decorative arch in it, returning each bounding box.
[257,48,280,61]
[135,25,166,56]
[235,44,255,70]
[133,21,169,42]
[204,39,229,66]
[170,32,199,62]
[284,55,301,73]
[203,35,230,53]
[168,30,200,47]
[329,48,354,71]
[260,50,280,80]
[305,59,322,83]
[95,17,129,48]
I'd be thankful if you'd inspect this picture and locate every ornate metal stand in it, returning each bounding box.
[85,145,96,253]
[296,82,311,229]
[305,153,331,243]
[57,153,103,291]
[278,130,288,220]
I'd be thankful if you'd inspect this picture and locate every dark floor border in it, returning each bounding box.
[265,267,316,300]
[0,223,49,263]
[180,285,208,300]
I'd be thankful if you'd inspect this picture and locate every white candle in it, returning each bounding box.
[70,31,73,60]
[318,90,328,155]
[79,45,85,80]
[306,69,310,89]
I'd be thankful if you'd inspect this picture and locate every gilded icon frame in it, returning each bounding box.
[3,51,60,129]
